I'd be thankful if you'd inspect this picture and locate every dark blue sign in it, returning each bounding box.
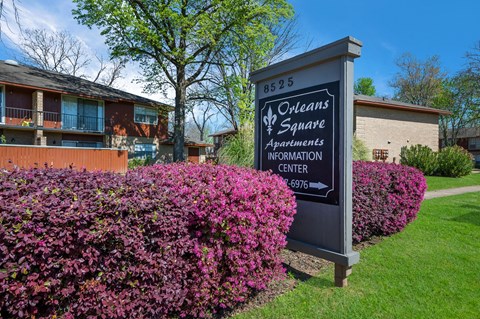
[258,81,339,204]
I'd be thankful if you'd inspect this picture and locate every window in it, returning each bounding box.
[61,96,104,131]
[134,143,157,159]
[62,140,103,148]
[469,137,480,150]
[134,105,158,125]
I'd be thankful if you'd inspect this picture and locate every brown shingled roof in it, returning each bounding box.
[0,60,173,111]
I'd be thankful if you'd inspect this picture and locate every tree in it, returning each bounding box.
[0,0,19,38]
[73,0,293,162]
[19,28,125,87]
[466,41,480,74]
[434,72,480,146]
[390,53,445,106]
[186,102,215,142]
[431,43,480,146]
[189,17,301,130]
[354,77,376,96]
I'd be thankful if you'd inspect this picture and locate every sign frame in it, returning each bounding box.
[251,37,362,282]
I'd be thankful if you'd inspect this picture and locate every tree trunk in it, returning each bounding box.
[173,69,186,162]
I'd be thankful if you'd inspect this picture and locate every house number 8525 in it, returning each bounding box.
[263,77,294,94]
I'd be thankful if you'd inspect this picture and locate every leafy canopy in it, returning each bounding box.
[72,0,293,161]
[72,0,293,89]
[354,77,376,96]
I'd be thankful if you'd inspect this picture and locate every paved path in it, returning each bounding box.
[424,186,480,199]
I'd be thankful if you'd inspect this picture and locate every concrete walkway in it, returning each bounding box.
[424,186,480,199]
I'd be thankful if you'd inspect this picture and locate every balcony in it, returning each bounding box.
[0,107,104,133]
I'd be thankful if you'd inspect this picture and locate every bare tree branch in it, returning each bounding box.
[17,28,124,87]
[0,0,20,39]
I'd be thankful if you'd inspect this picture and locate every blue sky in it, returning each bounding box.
[290,0,480,96]
[1,0,479,99]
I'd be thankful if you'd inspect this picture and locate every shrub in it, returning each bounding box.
[218,125,254,168]
[352,161,427,243]
[400,144,473,177]
[353,136,370,161]
[399,144,438,176]
[137,164,296,317]
[0,168,192,318]
[437,145,473,177]
[127,156,154,169]
[0,164,296,318]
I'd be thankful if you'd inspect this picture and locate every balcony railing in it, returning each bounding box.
[0,107,104,132]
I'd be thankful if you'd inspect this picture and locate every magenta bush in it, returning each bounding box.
[352,161,427,243]
[135,164,296,317]
[0,164,296,318]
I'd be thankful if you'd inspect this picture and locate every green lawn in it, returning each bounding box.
[425,173,480,191]
[234,193,480,319]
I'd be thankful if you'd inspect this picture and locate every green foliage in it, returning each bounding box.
[189,8,297,129]
[0,135,6,144]
[218,126,254,168]
[400,144,473,177]
[72,0,293,161]
[354,77,376,96]
[437,145,473,177]
[128,156,154,170]
[352,136,370,161]
[433,73,480,145]
[400,144,438,176]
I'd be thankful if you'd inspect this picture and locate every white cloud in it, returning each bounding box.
[380,41,398,58]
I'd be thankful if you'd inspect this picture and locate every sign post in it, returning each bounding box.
[251,37,362,287]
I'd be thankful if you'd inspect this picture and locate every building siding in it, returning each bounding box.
[105,101,168,139]
[355,104,439,162]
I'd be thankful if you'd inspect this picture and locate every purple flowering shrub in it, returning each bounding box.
[136,163,296,317]
[352,161,427,243]
[0,168,193,318]
[0,163,296,318]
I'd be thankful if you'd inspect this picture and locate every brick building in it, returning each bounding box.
[439,127,480,168]
[0,60,209,162]
[354,95,450,162]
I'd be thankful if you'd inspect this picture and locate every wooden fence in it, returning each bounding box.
[0,145,128,173]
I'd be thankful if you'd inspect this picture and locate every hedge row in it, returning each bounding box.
[0,164,296,318]
[352,161,427,243]
[1,161,426,318]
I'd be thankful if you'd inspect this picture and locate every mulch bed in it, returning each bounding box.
[219,236,384,318]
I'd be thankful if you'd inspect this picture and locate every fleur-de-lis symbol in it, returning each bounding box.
[263,106,277,135]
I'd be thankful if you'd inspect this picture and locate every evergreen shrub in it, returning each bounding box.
[437,145,474,177]
[400,144,473,177]
[399,144,438,176]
